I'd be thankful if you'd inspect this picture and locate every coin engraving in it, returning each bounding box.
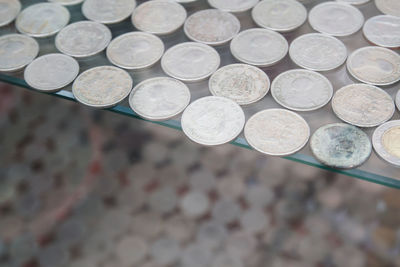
[82,0,137,24]
[373,120,400,166]
[375,0,400,17]
[208,0,259,13]
[363,15,400,48]
[0,0,21,27]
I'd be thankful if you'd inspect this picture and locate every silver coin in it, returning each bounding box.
[310,123,372,169]
[107,32,164,70]
[208,0,259,13]
[336,0,370,5]
[197,221,228,250]
[230,28,288,67]
[116,236,148,266]
[72,66,133,108]
[16,3,70,37]
[0,0,21,27]
[181,244,213,267]
[189,168,217,192]
[212,198,241,224]
[56,21,112,58]
[82,0,137,24]
[363,15,400,48]
[184,9,241,46]
[245,185,274,207]
[150,238,180,265]
[346,46,400,86]
[375,0,400,17]
[240,208,269,234]
[212,253,243,267]
[48,0,84,5]
[309,2,364,36]
[332,83,395,127]
[181,96,245,146]
[0,34,39,72]
[161,42,220,82]
[252,0,307,32]
[271,69,333,111]
[396,89,400,111]
[149,186,178,214]
[180,191,210,218]
[244,109,310,156]
[372,120,400,167]
[289,33,347,71]
[225,231,256,260]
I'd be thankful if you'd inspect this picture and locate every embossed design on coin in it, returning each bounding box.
[208,0,259,13]
[209,64,270,105]
[72,66,133,108]
[271,69,333,111]
[48,0,84,5]
[184,9,240,46]
[244,109,310,156]
[375,0,400,17]
[336,0,370,5]
[311,123,372,169]
[0,0,21,27]
[373,120,400,167]
[363,15,400,48]
[181,96,245,146]
[347,46,400,86]
[82,0,137,24]
[396,89,400,111]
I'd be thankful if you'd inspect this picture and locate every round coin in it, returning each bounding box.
[107,32,164,70]
[363,15,400,48]
[230,28,288,67]
[244,109,310,156]
[55,21,112,58]
[16,3,70,37]
[180,191,210,218]
[289,33,347,71]
[310,123,372,169]
[251,0,307,32]
[48,0,84,5]
[346,46,400,86]
[161,42,220,82]
[396,89,400,111]
[0,0,21,27]
[72,66,133,108]
[375,0,400,17]
[209,64,270,105]
[181,96,245,146]
[82,0,137,24]
[332,83,395,127]
[336,0,370,5]
[372,120,400,166]
[184,9,240,46]
[208,0,259,13]
[271,69,333,111]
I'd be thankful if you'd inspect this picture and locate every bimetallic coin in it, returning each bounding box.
[161,42,220,82]
[311,123,372,169]
[208,0,259,13]
[56,21,112,58]
[373,120,400,166]
[375,0,400,17]
[184,9,240,46]
[336,0,370,5]
[82,0,137,24]
[16,3,70,37]
[72,66,133,108]
[244,109,310,156]
[363,15,400,48]
[271,69,333,111]
[396,89,400,111]
[24,53,79,92]
[181,96,245,146]
[48,0,84,5]
[252,0,307,32]
[347,46,400,86]
[332,84,395,127]
[230,28,288,67]
[209,64,270,105]
[0,0,21,27]
[289,33,347,71]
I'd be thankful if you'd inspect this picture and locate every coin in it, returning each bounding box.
[181,244,213,267]
[226,231,256,260]
[212,253,243,267]
[150,238,180,265]
[336,0,370,5]
[208,0,259,13]
[180,191,210,218]
[197,221,228,250]
[184,9,240,46]
[0,0,21,27]
[82,0,137,24]
[396,89,400,111]
[181,96,245,146]
[332,84,395,127]
[346,46,400,86]
[375,0,400,17]
[309,2,364,36]
[310,123,372,169]
[289,33,347,71]
[56,21,112,58]
[116,236,148,266]
[363,15,400,48]
[149,186,178,214]
[0,34,39,72]
[245,185,274,207]
[161,42,220,82]
[189,168,217,192]
[252,0,307,32]
[212,199,241,224]
[244,109,310,156]
[240,208,269,234]
[271,69,333,111]
[230,28,288,67]
[372,120,400,166]
[48,0,84,5]
[16,3,70,37]
[72,66,133,108]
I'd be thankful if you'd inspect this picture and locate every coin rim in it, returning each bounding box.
[362,15,400,49]
[375,0,400,17]
[48,0,85,6]
[396,89,400,112]
[208,0,259,13]
[372,120,400,167]
[335,0,370,5]
[0,0,21,27]
[82,0,137,24]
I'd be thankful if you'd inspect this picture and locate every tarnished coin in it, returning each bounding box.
[311,123,372,169]
[375,0,400,17]
[161,42,220,82]
[336,0,370,5]
[346,46,400,86]
[0,0,21,27]
[24,53,79,92]
[181,96,245,146]
[230,28,288,67]
[252,0,307,32]
[0,34,39,72]
[184,9,240,46]
[209,64,270,105]
[129,77,191,121]
[289,33,347,71]
[244,109,310,156]
[82,0,137,24]
[332,84,395,127]
[72,66,133,108]
[107,32,164,70]
[373,120,400,166]
[396,89,400,111]
[363,15,400,48]
[208,0,259,13]
[16,3,70,37]
[48,0,84,5]
[271,69,333,111]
